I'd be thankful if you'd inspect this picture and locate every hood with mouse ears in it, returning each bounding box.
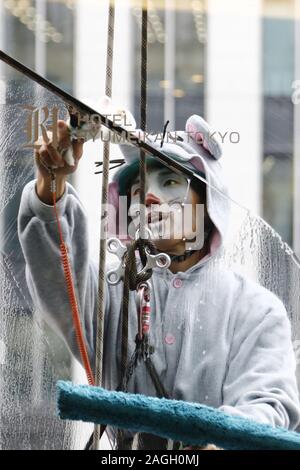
[107,114,230,257]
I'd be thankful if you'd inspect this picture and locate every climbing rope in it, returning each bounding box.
[139,0,148,240]
[115,1,150,449]
[92,0,115,451]
[114,0,179,450]
[119,1,150,390]
[119,0,149,386]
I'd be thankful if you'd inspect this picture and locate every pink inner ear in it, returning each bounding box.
[195,132,204,143]
[186,122,211,154]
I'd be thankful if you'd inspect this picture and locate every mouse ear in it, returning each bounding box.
[185,115,222,160]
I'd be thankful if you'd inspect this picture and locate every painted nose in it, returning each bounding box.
[145,192,161,206]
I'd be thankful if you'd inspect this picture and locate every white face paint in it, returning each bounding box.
[128,166,205,249]
[129,167,190,207]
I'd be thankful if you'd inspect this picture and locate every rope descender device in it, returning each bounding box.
[106,238,128,286]
[106,231,171,286]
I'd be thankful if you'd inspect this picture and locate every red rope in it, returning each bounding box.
[51,182,94,386]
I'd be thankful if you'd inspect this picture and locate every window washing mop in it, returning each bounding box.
[57,381,300,451]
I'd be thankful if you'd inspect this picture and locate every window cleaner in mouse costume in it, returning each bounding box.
[18,112,300,450]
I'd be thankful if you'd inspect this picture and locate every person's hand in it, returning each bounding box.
[35,120,84,204]
[35,120,84,178]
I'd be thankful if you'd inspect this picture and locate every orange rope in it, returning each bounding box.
[51,177,94,386]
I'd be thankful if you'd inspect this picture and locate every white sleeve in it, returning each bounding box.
[18,179,109,368]
[219,290,300,430]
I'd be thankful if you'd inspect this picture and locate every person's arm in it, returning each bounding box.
[219,282,300,430]
[17,122,105,368]
[36,172,66,205]
[18,178,101,367]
